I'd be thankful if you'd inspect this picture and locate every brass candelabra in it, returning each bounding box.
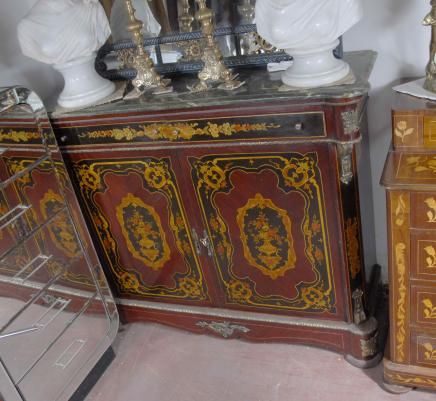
[424,0,436,93]
[188,0,244,92]
[178,0,202,61]
[124,0,172,97]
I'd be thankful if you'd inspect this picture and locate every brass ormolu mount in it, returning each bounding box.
[424,0,436,93]
[188,0,245,92]
[123,0,172,98]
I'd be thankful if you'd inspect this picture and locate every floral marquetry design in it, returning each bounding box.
[424,245,436,268]
[395,121,415,143]
[395,242,407,362]
[236,193,296,280]
[80,121,280,142]
[72,157,209,302]
[40,189,80,258]
[116,193,171,271]
[191,152,336,313]
[425,198,436,223]
[0,129,39,143]
[422,298,436,319]
[422,342,436,362]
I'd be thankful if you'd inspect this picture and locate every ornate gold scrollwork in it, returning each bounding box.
[236,193,296,279]
[197,160,226,191]
[77,165,101,192]
[144,161,171,189]
[281,156,315,188]
[116,193,171,270]
[227,280,253,303]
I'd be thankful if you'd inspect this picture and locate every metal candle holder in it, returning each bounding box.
[124,0,172,97]
[188,0,245,92]
[424,0,436,93]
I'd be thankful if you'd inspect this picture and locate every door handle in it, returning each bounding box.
[191,229,213,257]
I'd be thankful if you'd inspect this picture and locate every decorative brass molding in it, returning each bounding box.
[115,193,171,270]
[196,321,250,338]
[395,242,407,363]
[394,121,415,143]
[341,110,359,135]
[337,143,354,184]
[352,288,366,325]
[360,332,378,358]
[80,121,280,142]
[345,218,360,279]
[236,193,296,279]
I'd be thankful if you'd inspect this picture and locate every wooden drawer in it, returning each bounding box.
[411,285,436,328]
[411,230,436,280]
[410,192,436,229]
[411,331,436,368]
[54,111,327,146]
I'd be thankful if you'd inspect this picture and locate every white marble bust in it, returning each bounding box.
[256,0,363,88]
[17,0,115,108]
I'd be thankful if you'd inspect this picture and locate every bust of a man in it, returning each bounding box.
[255,0,363,50]
[17,0,111,66]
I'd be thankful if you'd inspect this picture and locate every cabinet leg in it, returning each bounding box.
[344,352,383,369]
[381,380,413,394]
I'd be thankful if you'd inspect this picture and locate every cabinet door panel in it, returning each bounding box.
[189,146,344,319]
[71,155,211,304]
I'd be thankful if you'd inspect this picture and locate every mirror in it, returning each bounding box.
[96,0,292,79]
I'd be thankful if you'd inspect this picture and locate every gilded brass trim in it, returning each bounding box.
[196,321,250,338]
[341,110,359,135]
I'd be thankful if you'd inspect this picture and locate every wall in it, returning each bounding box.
[0,0,431,280]
[344,0,429,280]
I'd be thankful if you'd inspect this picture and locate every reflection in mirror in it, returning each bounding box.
[0,88,119,400]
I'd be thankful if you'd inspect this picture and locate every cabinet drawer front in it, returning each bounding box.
[410,192,436,229]
[412,331,436,368]
[190,150,340,317]
[55,112,327,145]
[70,156,210,304]
[412,285,436,328]
[411,231,436,280]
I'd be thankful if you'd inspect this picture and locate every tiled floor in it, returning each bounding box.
[85,323,435,401]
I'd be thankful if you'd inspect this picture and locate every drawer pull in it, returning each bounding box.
[54,339,87,369]
[192,229,213,257]
[196,321,250,338]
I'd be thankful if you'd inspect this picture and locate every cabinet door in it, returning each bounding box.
[69,150,212,305]
[187,144,347,319]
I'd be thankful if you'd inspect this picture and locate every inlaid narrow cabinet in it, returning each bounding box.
[382,91,436,389]
[48,51,380,366]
